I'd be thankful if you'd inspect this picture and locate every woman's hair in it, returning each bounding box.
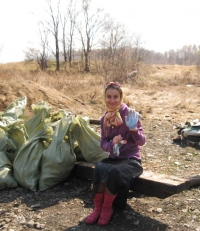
[104,82,123,99]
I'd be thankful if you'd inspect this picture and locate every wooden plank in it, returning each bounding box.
[72,161,197,198]
[131,171,190,198]
[188,175,200,187]
[73,161,95,180]
[89,119,100,125]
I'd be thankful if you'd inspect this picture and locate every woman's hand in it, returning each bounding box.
[125,108,139,131]
[113,135,122,156]
[112,135,122,144]
[112,135,127,156]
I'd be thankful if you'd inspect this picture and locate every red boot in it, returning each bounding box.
[98,193,117,226]
[85,193,104,225]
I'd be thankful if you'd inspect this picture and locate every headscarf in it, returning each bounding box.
[103,82,124,131]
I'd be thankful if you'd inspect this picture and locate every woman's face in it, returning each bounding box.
[105,88,121,109]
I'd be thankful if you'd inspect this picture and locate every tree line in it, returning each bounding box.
[146,45,200,65]
[24,0,200,80]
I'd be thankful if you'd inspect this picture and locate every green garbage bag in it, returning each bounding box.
[6,121,27,163]
[72,139,85,161]
[39,115,76,191]
[0,96,27,126]
[0,128,18,189]
[0,151,18,189]
[25,101,52,136]
[70,115,108,163]
[0,128,16,153]
[0,97,27,162]
[50,109,68,123]
[13,119,53,191]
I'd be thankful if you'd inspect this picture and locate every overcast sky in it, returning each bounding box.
[0,0,200,63]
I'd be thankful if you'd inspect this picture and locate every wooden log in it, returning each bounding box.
[73,161,198,198]
[73,161,95,180]
[187,174,200,187]
[89,119,100,125]
[131,171,190,198]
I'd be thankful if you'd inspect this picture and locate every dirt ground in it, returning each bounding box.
[0,65,200,231]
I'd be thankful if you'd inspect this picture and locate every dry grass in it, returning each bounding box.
[0,62,199,91]
[0,61,200,122]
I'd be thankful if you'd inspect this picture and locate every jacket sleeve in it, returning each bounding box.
[130,119,146,146]
[100,117,113,153]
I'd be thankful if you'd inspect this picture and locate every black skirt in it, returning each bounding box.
[93,158,143,208]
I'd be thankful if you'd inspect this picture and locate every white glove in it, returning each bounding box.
[125,109,139,130]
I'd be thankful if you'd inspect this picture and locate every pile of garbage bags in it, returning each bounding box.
[0,96,108,191]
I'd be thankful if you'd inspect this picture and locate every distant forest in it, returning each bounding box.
[145,44,200,65]
[87,44,200,66]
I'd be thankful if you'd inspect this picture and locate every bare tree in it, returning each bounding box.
[46,0,61,71]
[130,34,146,63]
[61,0,78,67]
[61,13,68,63]
[24,23,50,71]
[98,17,131,80]
[100,17,127,65]
[67,0,78,67]
[77,0,104,72]
[101,17,126,65]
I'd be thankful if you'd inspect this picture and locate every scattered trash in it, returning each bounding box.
[31,203,41,208]
[156,208,163,213]
[173,118,200,147]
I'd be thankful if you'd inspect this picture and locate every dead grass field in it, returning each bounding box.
[0,62,200,122]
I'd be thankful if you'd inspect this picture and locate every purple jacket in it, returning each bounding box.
[100,103,146,160]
